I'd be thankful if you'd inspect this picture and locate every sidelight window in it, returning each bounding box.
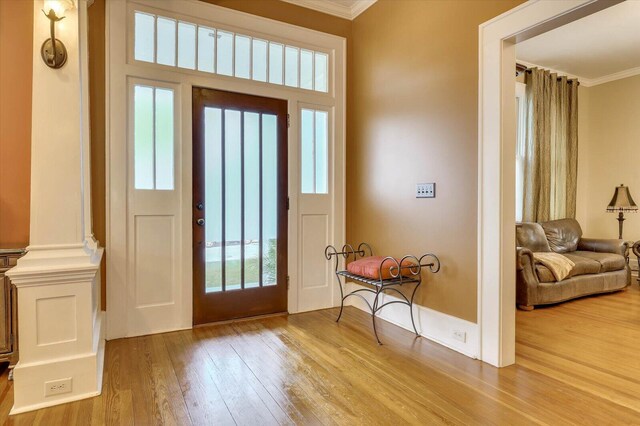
[133,84,175,190]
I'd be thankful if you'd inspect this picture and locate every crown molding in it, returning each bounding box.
[279,0,377,20]
[585,66,640,87]
[516,59,640,88]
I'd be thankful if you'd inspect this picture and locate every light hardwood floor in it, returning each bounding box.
[2,285,640,425]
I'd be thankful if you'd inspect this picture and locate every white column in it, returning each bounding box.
[6,0,105,414]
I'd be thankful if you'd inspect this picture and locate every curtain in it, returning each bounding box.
[522,68,578,222]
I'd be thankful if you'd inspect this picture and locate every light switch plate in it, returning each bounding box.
[416,183,436,198]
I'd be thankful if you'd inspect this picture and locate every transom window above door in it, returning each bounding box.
[134,11,330,93]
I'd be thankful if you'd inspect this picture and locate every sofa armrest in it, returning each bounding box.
[577,238,628,257]
[516,247,539,308]
[516,247,535,272]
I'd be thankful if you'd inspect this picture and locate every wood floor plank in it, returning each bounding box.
[162,330,237,426]
[1,285,640,424]
[193,325,285,425]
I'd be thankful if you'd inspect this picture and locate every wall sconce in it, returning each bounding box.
[41,0,75,69]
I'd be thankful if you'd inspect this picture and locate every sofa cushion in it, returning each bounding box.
[535,264,557,283]
[563,253,602,276]
[516,222,551,252]
[572,251,626,273]
[534,253,601,283]
[540,219,583,253]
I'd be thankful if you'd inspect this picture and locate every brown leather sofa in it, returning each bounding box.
[516,218,630,310]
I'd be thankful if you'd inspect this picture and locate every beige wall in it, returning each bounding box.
[576,75,640,243]
[0,0,33,248]
[349,0,524,322]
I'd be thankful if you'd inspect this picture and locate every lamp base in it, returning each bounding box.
[41,38,67,69]
[617,211,625,240]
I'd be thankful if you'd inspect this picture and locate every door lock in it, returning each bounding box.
[196,203,204,210]
[196,218,205,226]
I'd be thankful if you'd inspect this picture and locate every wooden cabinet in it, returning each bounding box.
[0,249,24,377]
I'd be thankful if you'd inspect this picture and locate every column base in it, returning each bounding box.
[9,312,105,415]
[6,246,105,415]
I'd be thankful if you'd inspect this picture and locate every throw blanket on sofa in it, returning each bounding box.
[533,252,575,281]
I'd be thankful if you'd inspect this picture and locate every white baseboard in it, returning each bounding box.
[346,283,479,359]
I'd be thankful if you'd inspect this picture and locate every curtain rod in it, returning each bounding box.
[516,63,580,85]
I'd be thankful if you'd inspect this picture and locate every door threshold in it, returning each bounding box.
[194,311,288,328]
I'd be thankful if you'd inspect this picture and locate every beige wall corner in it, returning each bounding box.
[577,75,640,242]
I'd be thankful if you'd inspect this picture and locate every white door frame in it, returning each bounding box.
[106,0,346,339]
[478,0,621,367]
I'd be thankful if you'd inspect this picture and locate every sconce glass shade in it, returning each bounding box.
[43,0,74,19]
[607,184,638,212]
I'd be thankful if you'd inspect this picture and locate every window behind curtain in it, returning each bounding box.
[515,82,526,222]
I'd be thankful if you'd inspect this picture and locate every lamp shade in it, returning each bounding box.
[607,184,638,212]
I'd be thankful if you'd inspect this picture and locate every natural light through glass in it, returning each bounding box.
[262,114,278,286]
[156,17,176,66]
[235,35,251,79]
[300,108,329,194]
[217,30,233,76]
[134,12,154,63]
[204,108,223,292]
[133,84,175,191]
[177,22,196,69]
[198,27,215,73]
[134,11,330,93]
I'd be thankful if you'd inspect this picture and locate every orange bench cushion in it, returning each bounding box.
[347,256,417,280]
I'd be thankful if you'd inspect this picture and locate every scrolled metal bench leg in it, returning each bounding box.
[372,287,383,345]
[409,282,420,336]
[336,274,345,323]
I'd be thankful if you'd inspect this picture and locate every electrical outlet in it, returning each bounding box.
[452,330,466,343]
[44,378,72,397]
[416,183,436,198]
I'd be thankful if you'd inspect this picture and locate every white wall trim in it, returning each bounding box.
[347,283,479,358]
[478,0,613,367]
[279,0,377,20]
[515,59,640,87]
[584,65,640,87]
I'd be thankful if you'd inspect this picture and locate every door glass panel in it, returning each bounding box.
[300,109,314,194]
[225,110,242,290]
[134,12,155,63]
[156,17,176,66]
[155,89,174,190]
[134,86,154,189]
[300,49,313,90]
[177,22,196,70]
[205,108,223,292]
[252,39,267,82]
[285,46,299,88]
[198,27,215,73]
[217,31,233,76]
[262,114,278,286]
[235,35,251,79]
[315,111,328,194]
[268,43,283,85]
[244,112,260,288]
